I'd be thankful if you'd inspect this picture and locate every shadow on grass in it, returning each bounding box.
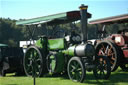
[4,70,128,85]
[83,71,128,85]
[43,73,69,79]
[44,70,128,85]
[5,74,27,77]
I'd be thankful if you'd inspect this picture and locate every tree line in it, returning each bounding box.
[0,18,127,47]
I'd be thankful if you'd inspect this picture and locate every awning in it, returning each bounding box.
[0,44,8,47]
[89,14,128,25]
[16,10,91,25]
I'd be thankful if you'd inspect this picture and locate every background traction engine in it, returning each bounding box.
[96,33,128,72]
[89,14,128,72]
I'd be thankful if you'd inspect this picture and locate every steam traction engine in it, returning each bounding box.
[89,14,128,72]
[16,5,111,82]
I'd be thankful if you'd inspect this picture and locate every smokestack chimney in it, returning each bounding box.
[79,4,88,42]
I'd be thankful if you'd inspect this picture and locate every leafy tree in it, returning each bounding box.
[0,17,127,47]
[0,18,24,46]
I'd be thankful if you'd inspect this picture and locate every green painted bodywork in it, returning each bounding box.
[62,46,75,56]
[49,55,56,72]
[35,37,76,74]
[36,39,43,48]
[48,38,65,50]
[36,39,42,48]
[35,36,48,48]
[35,37,75,57]
[49,52,65,73]
[55,52,65,73]
[36,38,66,50]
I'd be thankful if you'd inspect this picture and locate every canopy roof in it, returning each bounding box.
[89,14,128,25]
[0,44,8,47]
[16,11,91,25]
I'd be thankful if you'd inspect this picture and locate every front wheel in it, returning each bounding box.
[67,57,85,83]
[93,56,111,79]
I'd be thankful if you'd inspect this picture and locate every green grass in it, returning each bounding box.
[0,68,128,85]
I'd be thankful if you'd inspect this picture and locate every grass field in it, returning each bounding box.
[0,68,128,85]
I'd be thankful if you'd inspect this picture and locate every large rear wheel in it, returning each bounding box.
[95,41,120,71]
[24,46,47,77]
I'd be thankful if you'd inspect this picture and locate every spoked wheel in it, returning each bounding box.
[67,57,85,83]
[95,41,120,71]
[24,46,47,77]
[120,64,128,71]
[93,56,111,79]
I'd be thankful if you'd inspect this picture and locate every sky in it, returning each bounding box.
[0,0,128,21]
